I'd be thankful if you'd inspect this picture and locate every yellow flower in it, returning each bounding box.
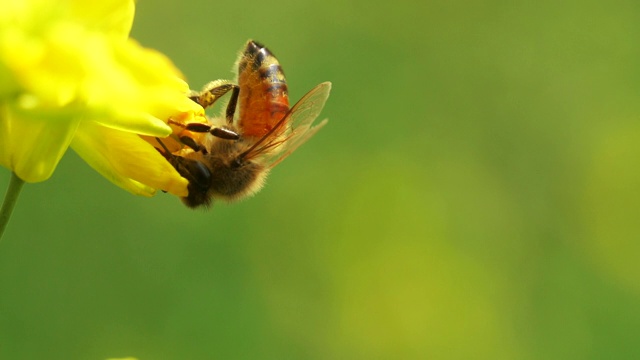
[0,0,205,197]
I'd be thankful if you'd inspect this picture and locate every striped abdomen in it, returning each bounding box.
[236,40,290,138]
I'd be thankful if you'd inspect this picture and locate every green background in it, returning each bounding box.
[2,0,640,359]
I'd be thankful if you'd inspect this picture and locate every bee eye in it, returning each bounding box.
[181,158,211,191]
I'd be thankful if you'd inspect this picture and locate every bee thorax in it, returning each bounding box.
[203,144,268,201]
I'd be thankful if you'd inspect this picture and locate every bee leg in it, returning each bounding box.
[184,124,240,141]
[179,135,207,154]
[155,137,172,155]
[224,85,240,124]
[189,80,238,110]
[168,119,240,141]
[155,139,212,206]
[210,127,240,140]
[188,80,239,124]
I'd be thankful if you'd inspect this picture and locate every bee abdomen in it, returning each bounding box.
[237,40,290,138]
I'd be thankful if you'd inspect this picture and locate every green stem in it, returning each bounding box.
[0,172,25,241]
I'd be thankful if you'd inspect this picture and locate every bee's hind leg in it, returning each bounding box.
[189,80,239,124]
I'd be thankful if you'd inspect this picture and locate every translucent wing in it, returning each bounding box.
[241,81,331,167]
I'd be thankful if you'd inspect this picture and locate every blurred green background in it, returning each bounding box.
[2,0,640,359]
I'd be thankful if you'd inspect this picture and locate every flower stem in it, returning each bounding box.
[0,172,25,241]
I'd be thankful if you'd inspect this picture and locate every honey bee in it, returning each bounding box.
[159,40,331,208]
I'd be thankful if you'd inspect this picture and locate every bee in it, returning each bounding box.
[159,40,331,208]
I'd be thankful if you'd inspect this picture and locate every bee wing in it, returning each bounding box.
[242,82,332,167]
[266,119,328,168]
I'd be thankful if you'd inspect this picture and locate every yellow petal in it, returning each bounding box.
[68,0,135,38]
[0,0,198,196]
[71,120,188,197]
[3,23,87,108]
[80,38,191,136]
[0,62,18,99]
[0,0,135,39]
[0,102,80,182]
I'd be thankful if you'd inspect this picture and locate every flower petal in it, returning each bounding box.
[71,120,189,197]
[0,102,80,182]
[2,23,88,108]
[0,0,199,196]
[79,37,198,136]
[0,0,135,39]
[68,0,135,38]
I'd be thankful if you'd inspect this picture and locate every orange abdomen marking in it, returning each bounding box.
[237,41,290,138]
